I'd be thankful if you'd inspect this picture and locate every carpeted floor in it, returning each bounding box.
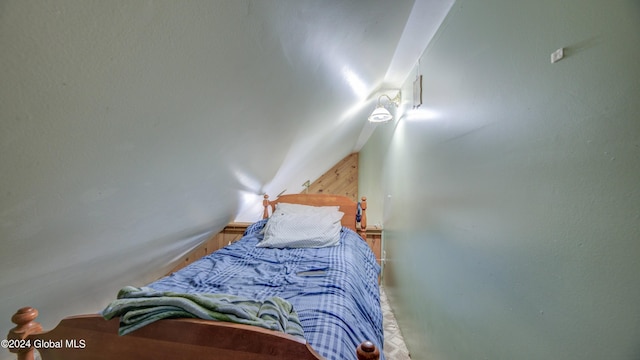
[380,287,411,359]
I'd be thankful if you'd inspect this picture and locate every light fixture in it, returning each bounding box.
[368,91,401,123]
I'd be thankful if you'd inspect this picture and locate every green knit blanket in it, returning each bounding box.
[101,286,305,340]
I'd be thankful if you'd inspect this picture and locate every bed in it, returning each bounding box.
[7,194,383,360]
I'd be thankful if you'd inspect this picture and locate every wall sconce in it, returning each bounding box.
[368,91,401,123]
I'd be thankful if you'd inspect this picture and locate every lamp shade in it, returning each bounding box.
[368,106,393,123]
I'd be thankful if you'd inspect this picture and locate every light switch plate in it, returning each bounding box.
[551,48,564,63]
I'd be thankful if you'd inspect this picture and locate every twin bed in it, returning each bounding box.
[7,194,383,360]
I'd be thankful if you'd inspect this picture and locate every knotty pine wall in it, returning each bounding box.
[305,153,359,202]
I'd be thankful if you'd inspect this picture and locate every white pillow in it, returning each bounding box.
[257,206,344,248]
[273,202,340,216]
[258,203,340,234]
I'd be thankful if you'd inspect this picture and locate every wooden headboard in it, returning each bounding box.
[262,194,367,237]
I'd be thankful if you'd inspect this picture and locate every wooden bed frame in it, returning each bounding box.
[7,194,380,360]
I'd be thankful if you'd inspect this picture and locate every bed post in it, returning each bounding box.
[356,341,380,360]
[263,194,270,219]
[359,196,367,240]
[7,307,42,360]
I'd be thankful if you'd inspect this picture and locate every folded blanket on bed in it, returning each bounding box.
[101,286,305,340]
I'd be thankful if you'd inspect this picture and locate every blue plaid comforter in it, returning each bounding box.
[149,220,384,360]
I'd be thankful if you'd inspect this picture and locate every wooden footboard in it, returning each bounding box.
[7,307,380,360]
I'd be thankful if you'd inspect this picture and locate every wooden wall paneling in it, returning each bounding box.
[305,153,358,202]
[221,222,250,247]
[165,223,250,276]
[205,235,218,255]
[365,228,382,265]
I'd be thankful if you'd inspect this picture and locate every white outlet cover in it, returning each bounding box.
[551,48,564,63]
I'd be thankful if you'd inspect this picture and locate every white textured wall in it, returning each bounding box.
[0,2,254,346]
[360,0,640,359]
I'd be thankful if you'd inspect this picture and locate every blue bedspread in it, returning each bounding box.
[149,220,384,360]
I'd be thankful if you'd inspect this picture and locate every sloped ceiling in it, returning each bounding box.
[0,0,453,336]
